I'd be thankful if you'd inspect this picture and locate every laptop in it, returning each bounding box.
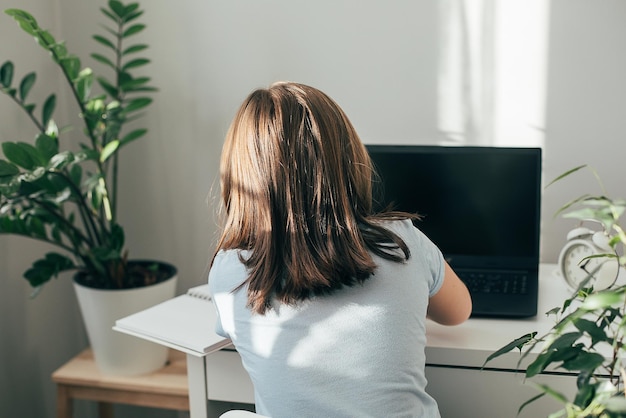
[366,145,542,318]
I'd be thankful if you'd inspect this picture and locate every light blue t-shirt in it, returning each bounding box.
[209,219,445,418]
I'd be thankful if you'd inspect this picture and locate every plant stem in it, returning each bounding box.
[50,171,104,246]
[36,30,115,224]
[29,196,93,247]
[5,92,45,132]
[110,14,126,222]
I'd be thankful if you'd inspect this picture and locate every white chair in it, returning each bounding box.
[219,411,269,418]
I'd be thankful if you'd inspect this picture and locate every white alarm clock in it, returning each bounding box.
[558,226,619,290]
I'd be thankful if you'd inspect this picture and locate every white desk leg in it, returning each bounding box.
[186,354,209,418]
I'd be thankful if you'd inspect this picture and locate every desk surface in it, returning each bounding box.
[426,263,576,370]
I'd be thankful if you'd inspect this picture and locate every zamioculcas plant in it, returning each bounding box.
[0,0,163,292]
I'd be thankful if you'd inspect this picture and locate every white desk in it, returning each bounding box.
[424,264,576,417]
[191,264,583,418]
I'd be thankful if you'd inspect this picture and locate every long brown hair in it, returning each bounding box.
[215,82,416,314]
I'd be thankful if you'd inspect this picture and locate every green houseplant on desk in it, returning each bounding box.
[0,1,177,375]
[486,166,626,418]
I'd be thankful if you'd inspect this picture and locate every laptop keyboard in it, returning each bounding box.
[458,271,529,295]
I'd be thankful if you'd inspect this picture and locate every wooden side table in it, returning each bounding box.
[52,348,189,418]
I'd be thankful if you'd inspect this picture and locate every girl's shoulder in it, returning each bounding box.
[209,249,250,293]
[381,218,424,240]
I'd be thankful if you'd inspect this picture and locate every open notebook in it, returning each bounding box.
[114,284,232,357]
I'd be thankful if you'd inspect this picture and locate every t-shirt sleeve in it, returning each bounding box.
[208,286,228,339]
[212,303,227,338]
[428,248,445,297]
[399,219,445,297]
[208,251,233,339]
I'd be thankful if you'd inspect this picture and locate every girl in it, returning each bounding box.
[209,82,471,418]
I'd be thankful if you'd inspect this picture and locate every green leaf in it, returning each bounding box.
[0,160,19,177]
[573,318,609,345]
[91,246,121,261]
[100,140,120,163]
[483,332,536,367]
[119,76,150,92]
[517,392,547,416]
[122,44,148,55]
[74,68,93,103]
[124,86,157,93]
[550,344,582,364]
[546,165,587,189]
[110,223,125,251]
[108,0,126,18]
[550,332,582,350]
[35,134,59,162]
[120,128,146,146]
[25,216,46,239]
[5,9,39,36]
[122,23,145,37]
[97,77,118,98]
[69,165,82,185]
[582,291,624,310]
[59,56,81,81]
[3,87,17,98]
[48,151,74,170]
[100,7,118,22]
[49,42,68,61]
[530,383,569,404]
[90,53,115,69]
[2,142,42,169]
[122,58,150,71]
[51,225,61,243]
[87,174,106,211]
[34,29,57,52]
[561,352,605,372]
[573,372,595,408]
[92,35,115,50]
[76,147,99,162]
[51,187,72,205]
[0,216,25,234]
[23,103,35,114]
[41,94,56,128]
[123,10,143,23]
[23,252,75,287]
[123,97,152,114]
[39,173,65,195]
[123,3,140,16]
[100,25,118,39]
[19,72,36,101]
[526,350,556,378]
[85,97,106,115]
[19,166,46,185]
[0,61,14,87]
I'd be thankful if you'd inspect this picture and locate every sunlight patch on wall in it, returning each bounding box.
[437,0,549,148]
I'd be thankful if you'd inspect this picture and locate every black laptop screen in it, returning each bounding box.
[366,145,542,270]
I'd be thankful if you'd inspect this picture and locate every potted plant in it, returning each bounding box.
[0,1,177,375]
[485,165,626,417]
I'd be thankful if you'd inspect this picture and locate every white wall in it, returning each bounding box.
[0,1,91,417]
[542,0,626,261]
[1,1,626,417]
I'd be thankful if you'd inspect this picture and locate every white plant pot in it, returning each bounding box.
[73,263,177,376]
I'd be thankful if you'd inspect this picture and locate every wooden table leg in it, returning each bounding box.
[56,385,73,418]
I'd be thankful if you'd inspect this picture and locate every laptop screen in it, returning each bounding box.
[366,145,542,271]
